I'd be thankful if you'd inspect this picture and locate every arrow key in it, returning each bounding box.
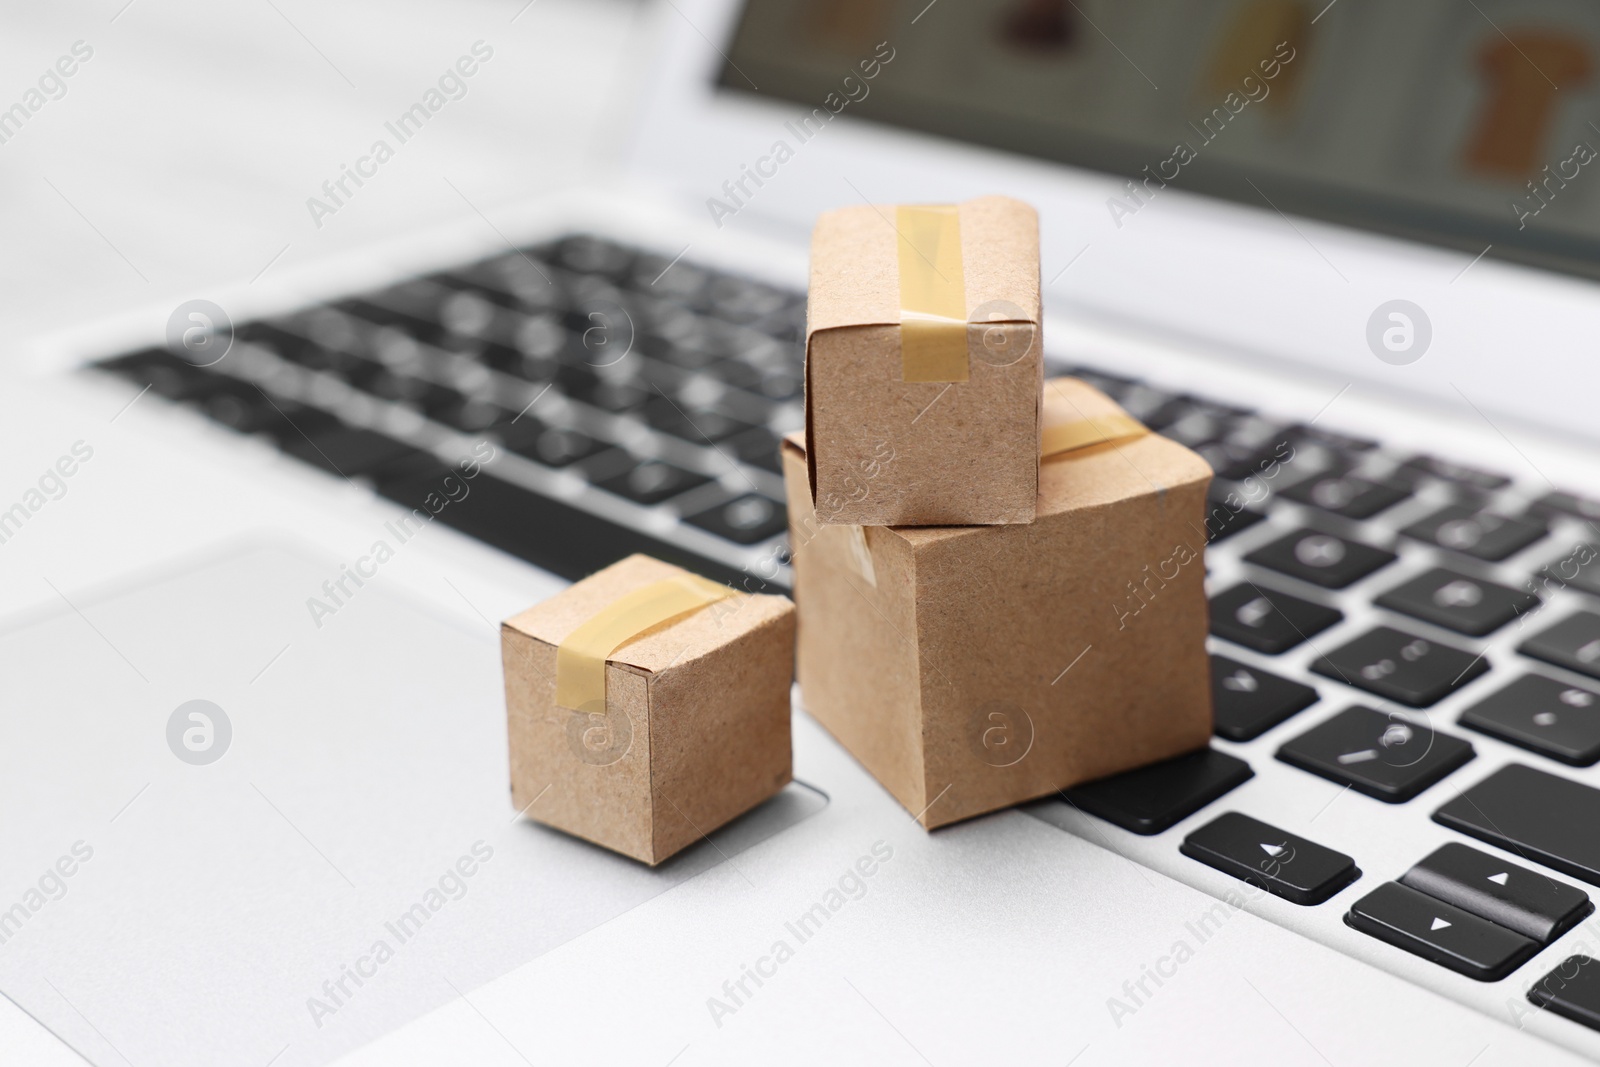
[1182,811,1360,905]
[1346,881,1539,981]
[1400,841,1592,944]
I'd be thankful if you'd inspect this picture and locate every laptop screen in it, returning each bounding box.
[717,0,1600,280]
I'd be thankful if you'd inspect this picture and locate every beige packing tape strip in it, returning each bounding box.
[1041,410,1147,457]
[555,573,734,712]
[896,204,969,384]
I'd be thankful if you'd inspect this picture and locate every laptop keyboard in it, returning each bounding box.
[87,234,1600,1042]
[93,235,804,591]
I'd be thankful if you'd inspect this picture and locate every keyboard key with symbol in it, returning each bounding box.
[1210,655,1319,741]
[1399,842,1592,944]
[1282,474,1410,519]
[1061,748,1253,835]
[1520,612,1600,682]
[1528,956,1600,1032]
[1345,881,1538,981]
[685,493,787,544]
[1210,583,1343,655]
[1277,705,1475,802]
[1402,505,1547,562]
[1312,626,1489,706]
[1375,567,1539,637]
[1181,811,1360,905]
[1435,763,1600,887]
[1244,529,1397,589]
[1459,674,1600,766]
[594,460,710,506]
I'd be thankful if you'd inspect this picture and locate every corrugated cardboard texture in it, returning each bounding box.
[806,195,1043,527]
[502,554,796,864]
[782,380,1215,829]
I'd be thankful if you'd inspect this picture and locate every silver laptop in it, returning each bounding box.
[9,0,1600,1062]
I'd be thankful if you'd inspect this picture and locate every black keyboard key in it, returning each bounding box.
[1529,956,1600,1031]
[1345,881,1537,982]
[1061,748,1252,835]
[1281,473,1410,519]
[685,493,787,544]
[1540,543,1600,598]
[1435,763,1600,887]
[281,428,422,477]
[724,426,784,474]
[252,397,342,445]
[1375,567,1539,637]
[433,396,514,434]
[1460,674,1600,766]
[1244,529,1397,589]
[1402,505,1547,562]
[1277,705,1475,802]
[571,374,651,413]
[1181,812,1360,905]
[1287,423,1376,454]
[1521,612,1600,682]
[1312,626,1489,707]
[594,460,710,505]
[1210,655,1319,741]
[1532,491,1600,524]
[376,465,780,592]
[500,422,605,469]
[641,396,751,442]
[101,350,225,401]
[191,379,283,434]
[1199,492,1266,543]
[1209,443,1293,483]
[1399,455,1512,492]
[555,235,634,281]
[1210,583,1343,655]
[1399,842,1592,944]
[365,371,460,414]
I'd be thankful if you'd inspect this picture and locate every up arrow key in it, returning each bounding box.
[1260,843,1285,857]
[1430,916,1452,931]
[1488,872,1509,886]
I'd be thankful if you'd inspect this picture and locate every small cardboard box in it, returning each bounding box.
[782,378,1214,829]
[805,194,1043,527]
[501,554,795,865]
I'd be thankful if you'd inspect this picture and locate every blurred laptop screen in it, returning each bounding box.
[719,0,1600,279]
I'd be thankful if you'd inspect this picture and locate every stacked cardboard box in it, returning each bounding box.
[500,194,1216,865]
[789,195,1214,830]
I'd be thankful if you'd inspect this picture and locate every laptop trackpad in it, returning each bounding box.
[0,543,824,1067]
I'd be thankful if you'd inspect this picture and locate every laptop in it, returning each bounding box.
[8,0,1600,1062]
